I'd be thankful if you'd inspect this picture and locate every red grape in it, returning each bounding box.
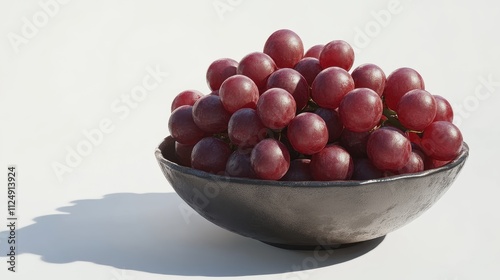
[420,121,463,161]
[281,159,313,181]
[351,63,386,96]
[383,67,425,110]
[171,90,204,112]
[425,157,451,170]
[206,58,238,91]
[256,88,296,130]
[263,29,304,68]
[314,107,344,143]
[397,89,437,131]
[304,44,324,59]
[251,138,290,180]
[166,29,465,181]
[367,127,412,171]
[228,108,267,148]
[225,149,257,178]
[266,68,310,111]
[311,67,354,109]
[219,74,259,113]
[339,88,383,132]
[168,105,206,145]
[293,57,323,86]
[352,158,384,180]
[175,141,195,167]
[192,95,232,133]
[411,143,427,161]
[339,129,370,158]
[191,137,232,175]
[237,52,277,91]
[395,151,424,175]
[319,40,355,71]
[433,95,454,122]
[310,144,353,181]
[287,112,328,155]
[408,132,422,146]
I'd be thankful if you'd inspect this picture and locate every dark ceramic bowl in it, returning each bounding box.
[155,136,469,249]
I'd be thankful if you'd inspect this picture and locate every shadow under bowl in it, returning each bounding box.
[155,136,469,249]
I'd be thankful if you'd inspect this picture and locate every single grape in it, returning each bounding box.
[237,52,277,91]
[225,149,257,178]
[314,107,344,143]
[304,44,324,59]
[319,40,355,71]
[395,151,424,175]
[171,90,204,112]
[310,144,353,181]
[397,89,437,131]
[192,94,232,133]
[420,121,463,161]
[206,58,238,91]
[191,137,232,175]
[219,74,259,113]
[433,95,454,122]
[168,105,206,145]
[367,127,412,171]
[175,141,195,167]
[339,129,371,158]
[266,68,309,111]
[287,112,328,155]
[256,88,296,130]
[263,29,304,68]
[383,67,425,110]
[251,138,290,180]
[408,132,422,146]
[425,157,451,170]
[293,57,323,86]
[281,159,313,181]
[351,158,384,180]
[339,88,383,132]
[228,108,267,148]
[311,67,354,109]
[351,63,386,96]
[411,143,427,161]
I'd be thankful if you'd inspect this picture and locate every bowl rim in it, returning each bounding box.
[155,136,469,187]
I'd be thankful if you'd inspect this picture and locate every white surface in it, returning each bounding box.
[0,0,499,279]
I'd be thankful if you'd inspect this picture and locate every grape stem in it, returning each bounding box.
[382,108,407,131]
[381,108,423,134]
[267,129,282,141]
[303,98,319,112]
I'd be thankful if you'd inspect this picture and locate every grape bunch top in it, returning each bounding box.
[167,29,463,182]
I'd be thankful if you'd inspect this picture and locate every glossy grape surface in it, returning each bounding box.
[263,29,304,68]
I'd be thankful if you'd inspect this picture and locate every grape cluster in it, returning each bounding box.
[168,29,464,181]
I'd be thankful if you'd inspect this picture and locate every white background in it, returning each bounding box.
[1,0,499,279]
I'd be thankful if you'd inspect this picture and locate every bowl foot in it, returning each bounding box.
[261,235,386,251]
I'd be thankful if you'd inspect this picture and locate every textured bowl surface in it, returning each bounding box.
[156,136,468,248]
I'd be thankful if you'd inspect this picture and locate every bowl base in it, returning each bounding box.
[261,236,386,251]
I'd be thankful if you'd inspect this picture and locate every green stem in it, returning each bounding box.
[382,108,408,132]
